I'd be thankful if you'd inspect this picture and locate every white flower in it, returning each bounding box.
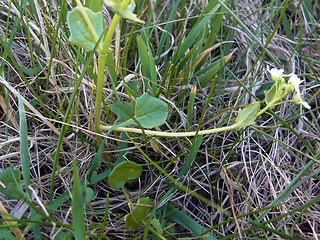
[289,74,311,109]
[267,66,284,81]
[288,74,302,91]
[293,94,311,109]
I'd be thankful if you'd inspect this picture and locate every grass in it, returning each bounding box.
[0,0,319,239]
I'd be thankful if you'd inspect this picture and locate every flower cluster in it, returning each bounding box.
[267,67,311,109]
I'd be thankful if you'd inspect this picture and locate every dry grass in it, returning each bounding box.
[0,0,320,239]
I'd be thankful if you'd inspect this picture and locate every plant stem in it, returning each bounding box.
[101,14,122,55]
[100,124,236,137]
[94,55,107,143]
[75,0,102,51]
[94,13,122,143]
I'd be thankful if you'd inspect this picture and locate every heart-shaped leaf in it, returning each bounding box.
[234,102,260,130]
[108,161,142,189]
[0,168,24,199]
[110,101,135,122]
[107,93,168,134]
[67,7,104,53]
[133,93,168,128]
[125,197,152,229]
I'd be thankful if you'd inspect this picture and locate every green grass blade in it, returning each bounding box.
[165,204,217,240]
[179,135,203,176]
[186,85,197,129]
[0,229,20,240]
[72,161,86,240]
[98,193,109,240]
[136,34,157,93]
[18,96,41,239]
[88,138,106,182]
[50,47,95,201]
[248,221,295,240]
[172,0,222,64]
[197,51,232,88]
[18,96,31,192]
[154,1,180,63]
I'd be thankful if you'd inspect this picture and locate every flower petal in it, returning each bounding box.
[267,67,284,81]
[301,101,311,109]
[288,74,302,88]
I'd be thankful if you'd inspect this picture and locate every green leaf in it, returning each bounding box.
[196,51,233,88]
[67,7,104,52]
[18,96,31,193]
[0,229,20,240]
[108,161,142,189]
[106,93,168,134]
[136,35,158,93]
[87,138,106,182]
[103,0,145,24]
[110,101,135,122]
[85,0,103,13]
[234,102,260,130]
[125,197,152,229]
[133,93,168,128]
[150,218,163,234]
[72,162,86,240]
[84,187,95,203]
[165,204,217,240]
[0,168,24,199]
[264,84,277,105]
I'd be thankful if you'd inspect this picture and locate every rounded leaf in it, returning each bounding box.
[234,102,260,130]
[125,197,152,229]
[67,7,104,52]
[0,168,24,199]
[108,161,142,189]
[134,93,168,128]
[85,187,95,203]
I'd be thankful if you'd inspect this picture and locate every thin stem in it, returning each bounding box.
[121,186,134,210]
[101,14,122,55]
[100,124,237,137]
[94,13,122,141]
[94,55,107,142]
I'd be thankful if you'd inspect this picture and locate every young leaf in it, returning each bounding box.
[103,0,145,24]
[67,7,104,52]
[108,161,142,189]
[150,218,163,234]
[87,138,106,182]
[125,197,152,229]
[264,84,277,105]
[234,102,260,130]
[0,168,24,199]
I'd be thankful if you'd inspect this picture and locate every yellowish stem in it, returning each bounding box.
[100,124,237,137]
